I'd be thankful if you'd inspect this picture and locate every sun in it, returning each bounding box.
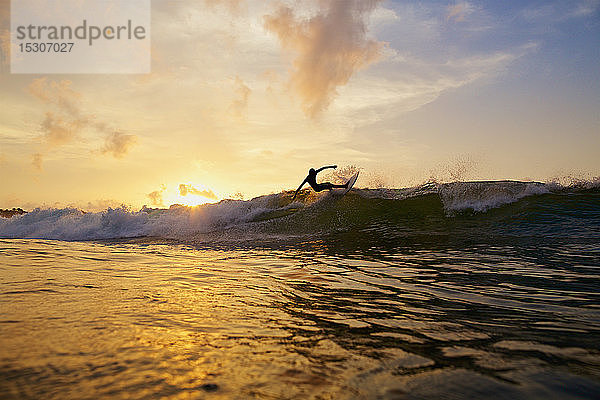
[162,183,220,207]
[172,194,216,207]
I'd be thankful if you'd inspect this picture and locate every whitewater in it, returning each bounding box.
[1,179,599,399]
[1,180,597,242]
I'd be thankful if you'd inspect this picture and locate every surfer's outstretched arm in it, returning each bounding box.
[292,178,308,201]
[315,165,337,173]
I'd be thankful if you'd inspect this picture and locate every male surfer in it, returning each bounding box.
[292,165,348,200]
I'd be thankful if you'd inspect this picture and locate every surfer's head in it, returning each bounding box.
[309,168,316,175]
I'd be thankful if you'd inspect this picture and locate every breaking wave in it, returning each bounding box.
[1,180,599,242]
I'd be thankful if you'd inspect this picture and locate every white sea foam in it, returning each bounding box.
[0,193,302,241]
[0,180,594,240]
[355,180,551,213]
[0,207,150,240]
[438,181,550,213]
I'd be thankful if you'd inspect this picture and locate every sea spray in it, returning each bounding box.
[1,180,598,241]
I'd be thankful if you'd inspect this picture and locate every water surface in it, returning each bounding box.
[1,183,599,399]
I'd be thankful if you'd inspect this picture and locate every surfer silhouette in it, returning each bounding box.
[292,165,348,200]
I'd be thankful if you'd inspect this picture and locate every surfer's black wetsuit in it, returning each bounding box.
[292,165,347,200]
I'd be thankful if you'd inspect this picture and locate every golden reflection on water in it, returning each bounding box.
[1,238,600,399]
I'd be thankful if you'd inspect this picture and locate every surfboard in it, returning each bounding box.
[340,171,359,195]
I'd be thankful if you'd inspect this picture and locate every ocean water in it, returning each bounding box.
[1,181,599,399]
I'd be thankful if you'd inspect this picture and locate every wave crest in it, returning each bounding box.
[1,180,598,241]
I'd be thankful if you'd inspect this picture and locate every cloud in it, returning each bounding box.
[572,0,600,17]
[520,0,600,22]
[40,112,82,145]
[147,185,166,206]
[446,2,474,22]
[28,78,87,147]
[332,42,537,127]
[28,78,83,118]
[101,131,138,158]
[324,0,540,127]
[29,79,90,146]
[230,75,251,117]
[264,0,384,117]
[28,78,137,158]
[179,184,218,200]
[32,153,43,171]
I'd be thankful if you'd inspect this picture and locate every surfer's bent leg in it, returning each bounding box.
[316,183,346,191]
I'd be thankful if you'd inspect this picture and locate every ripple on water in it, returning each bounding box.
[0,238,599,399]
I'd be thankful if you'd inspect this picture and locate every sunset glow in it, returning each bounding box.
[168,185,220,207]
[1,2,599,399]
[0,0,598,211]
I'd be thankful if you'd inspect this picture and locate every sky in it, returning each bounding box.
[0,0,599,210]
